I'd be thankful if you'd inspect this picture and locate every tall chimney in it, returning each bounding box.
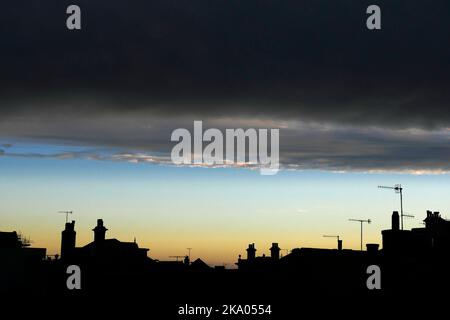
[247,243,256,260]
[392,211,400,231]
[270,243,280,260]
[61,221,76,259]
[337,239,343,251]
[93,219,108,243]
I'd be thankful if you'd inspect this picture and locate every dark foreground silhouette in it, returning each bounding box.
[1,211,450,317]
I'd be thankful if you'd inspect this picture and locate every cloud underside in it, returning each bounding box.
[1,115,450,174]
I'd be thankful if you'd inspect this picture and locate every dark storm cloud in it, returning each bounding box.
[1,1,450,173]
[1,0,449,127]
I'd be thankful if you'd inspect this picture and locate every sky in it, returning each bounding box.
[1,1,449,266]
[2,141,450,265]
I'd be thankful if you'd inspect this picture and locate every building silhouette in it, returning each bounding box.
[382,210,450,254]
[60,219,153,270]
[2,209,450,304]
[0,231,46,294]
[237,243,283,270]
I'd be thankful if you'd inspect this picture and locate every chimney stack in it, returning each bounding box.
[392,211,400,231]
[61,221,76,259]
[270,243,280,260]
[337,239,343,251]
[366,243,379,254]
[93,219,108,243]
[247,243,256,260]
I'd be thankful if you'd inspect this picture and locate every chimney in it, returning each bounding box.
[366,243,379,254]
[246,243,256,260]
[270,243,280,260]
[93,219,108,243]
[61,221,76,259]
[337,239,343,251]
[392,211,400,231]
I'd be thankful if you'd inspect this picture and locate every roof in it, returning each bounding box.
[83,238,148,251]
[190,258,211,269]
[0,231,22,248]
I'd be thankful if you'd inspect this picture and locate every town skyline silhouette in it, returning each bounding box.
[3,206,450,287]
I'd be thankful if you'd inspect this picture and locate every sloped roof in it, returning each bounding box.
[190,258,211,269]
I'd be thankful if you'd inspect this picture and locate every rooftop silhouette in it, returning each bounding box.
[2,209,450,311]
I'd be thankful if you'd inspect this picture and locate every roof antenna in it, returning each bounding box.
[58,210,73,223]
[378,184,405,229]
[348,219,371,251]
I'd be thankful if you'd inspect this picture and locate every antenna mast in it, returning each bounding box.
[348,219,371,251]
[58,210,73,223]
[378,184,405,229]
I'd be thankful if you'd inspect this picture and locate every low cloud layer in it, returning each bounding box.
[2,115,450,174]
